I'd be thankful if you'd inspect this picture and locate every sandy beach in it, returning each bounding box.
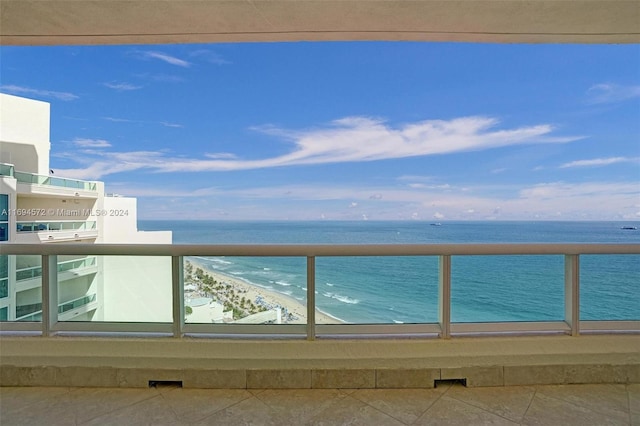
[186,257,341,324]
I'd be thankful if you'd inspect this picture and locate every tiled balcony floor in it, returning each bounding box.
[1,382,638,425]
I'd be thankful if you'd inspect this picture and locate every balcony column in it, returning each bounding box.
[306,256,316,340]
[41,254,58,336]
[439,255,452,339]
[565,254,580,336]
[172,256,184,338]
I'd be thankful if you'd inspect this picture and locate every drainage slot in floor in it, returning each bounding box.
[149,380,183,388]
[434,378,467,388]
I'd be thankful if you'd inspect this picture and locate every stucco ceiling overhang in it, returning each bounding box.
[1,0,639,46]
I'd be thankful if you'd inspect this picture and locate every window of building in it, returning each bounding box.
[0,255,7,298]
[0,194,8,242]
[0,306,7,321]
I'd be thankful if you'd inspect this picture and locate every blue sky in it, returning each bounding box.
[1,42,639,221]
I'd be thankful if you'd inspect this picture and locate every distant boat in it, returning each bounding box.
[430,223,442,226]
[621,226,637,230]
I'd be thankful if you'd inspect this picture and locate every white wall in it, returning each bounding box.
[0,94,50,175]
[102,196,171,243]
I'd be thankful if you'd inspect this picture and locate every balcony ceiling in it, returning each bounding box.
[1,0,638,46]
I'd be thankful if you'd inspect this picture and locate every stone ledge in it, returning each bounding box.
[1,335,638,388]
[1,364,638,389]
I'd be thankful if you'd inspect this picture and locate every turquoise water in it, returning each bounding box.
[139,221,640,323]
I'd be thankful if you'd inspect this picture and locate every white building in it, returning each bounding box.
[0,93,172,323]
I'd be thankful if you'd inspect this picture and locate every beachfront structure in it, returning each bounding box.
[1,1,638,392]
[0,93,172,323]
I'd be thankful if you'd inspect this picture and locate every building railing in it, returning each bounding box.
[16,221,97,233]
[13,170,97,191]
[16,256,97,281]
[14,293,97,322]
[0,163,15,177]
[0,243,638,339]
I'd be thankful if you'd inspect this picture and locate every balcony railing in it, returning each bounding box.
[16,256,97,281]
[0,163,15,177]
[13,170,97,191]
[0,243,638,338]
[15,293,97,322]
[16,221,97,233]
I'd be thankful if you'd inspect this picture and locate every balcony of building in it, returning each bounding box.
[0,164,99,198]
[15,221,98,243]
[15,256,98,292]
[0,242,638,394]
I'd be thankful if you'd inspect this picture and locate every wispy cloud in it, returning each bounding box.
[103,82,142,91]
[102,117,183,128]
[72,138,112,148]
[55,115,582,179]
[190,49,231,65]
[110,180,640,221]
[139,51,190,67]
[0,85,78,101]
[560,156,640,168]
[587,83,640,105]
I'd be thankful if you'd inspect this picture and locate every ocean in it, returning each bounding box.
[139,221,640,324]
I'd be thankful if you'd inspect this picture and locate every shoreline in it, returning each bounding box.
[187,257,342,325]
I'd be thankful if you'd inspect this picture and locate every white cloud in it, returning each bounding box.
[190,49,230,65]
[560,156,640,168]
[140,51,190,67]
[108,180,639,221]
[349,202,358,208]
[102,117,183,128]
[72,138,112,148]
[160,122,184,128]
[57,115,582,178]
[587,83,640,104]
[0,85,78,101]
[103,82,142,91]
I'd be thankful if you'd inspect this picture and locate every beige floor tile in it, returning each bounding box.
[308,394,405,426]
[2,390,77,426]
[0,386,71,414]
[70,387,160,424]
[536,383,630,422]
[630,384,640,414]
[193,396,284,426]
[160,388,252,423]
[255,388,347,423]
[350,388,446,424]
[79,394,181,426]
[631,411,639,426]
[446,384,536,423]
[415,395,518,425]
[522,392,629,426]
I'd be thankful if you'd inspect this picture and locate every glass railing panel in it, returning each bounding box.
[0,278,8,298]
[59,255,172,323]
[12,170,96,191]
[0,163,14,177]
[184,256,308,325]
[581,254,640,320]
[315,256,438,325]
[16,302,43,319]
[16,221,97,233]
[14,171,34,184]
[58,293,97,314]
[451,255,564,322]
[16,266,42,281]
[16,312,42,322]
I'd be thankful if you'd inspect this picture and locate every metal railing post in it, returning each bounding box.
[307,256,316,341]
[439,255,452,339]
[171,256,184,338]
[565,254,580,336]
[41,254,58,336]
